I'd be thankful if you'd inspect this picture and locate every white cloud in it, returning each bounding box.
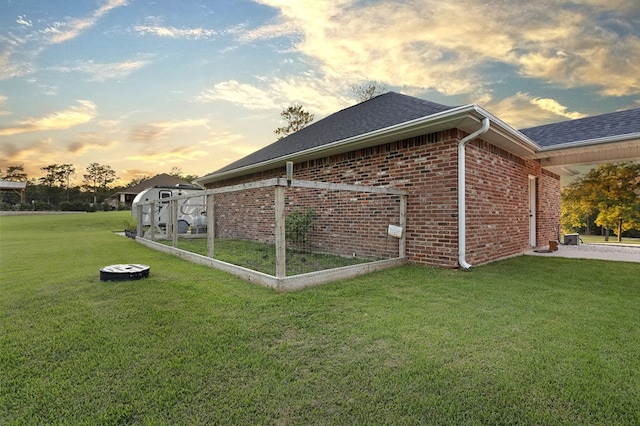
[0,100,97,136]
[43,0,128,44]
[199,130,244,147]
[0,42,36,80]
[135,24,218,40]
[236,22,299,42]
[52,54,155,81]
[528,95,588,120]
[125,146,210,165]
[196,80,280,110]
[484,92,587,129]
[16,16,32,27]
[134,16,218,40]
[130,118,209,142]
[196,75,352,116]
[252,0,640,98]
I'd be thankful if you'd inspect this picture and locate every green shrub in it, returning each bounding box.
[285,208,317,245]
[58,201,92,211]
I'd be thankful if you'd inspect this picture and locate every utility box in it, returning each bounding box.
[564,233,579,245]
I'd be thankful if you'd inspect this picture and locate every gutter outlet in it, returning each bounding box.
[458,117,490,270]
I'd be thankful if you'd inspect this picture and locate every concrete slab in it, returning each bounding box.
[526,243,640,263]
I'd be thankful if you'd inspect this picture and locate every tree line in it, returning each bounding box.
[0,164,195,212]
[1,82,387,211]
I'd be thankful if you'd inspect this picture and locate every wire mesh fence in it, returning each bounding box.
[135,178,407,285]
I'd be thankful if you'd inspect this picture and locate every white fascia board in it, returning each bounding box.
[535,132,640,154]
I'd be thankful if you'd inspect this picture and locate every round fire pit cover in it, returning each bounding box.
[100,264,150,282]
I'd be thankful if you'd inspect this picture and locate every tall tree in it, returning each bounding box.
[2,164,28,181]
[59,164,75,201]
[352,81,387,102]
[83,163,118,205]
[561,162,640,241]
[40,164,64,187]
[127,176,150,187]
[168,167,198,184]
[39,164,66,205]
[274,104,314,139]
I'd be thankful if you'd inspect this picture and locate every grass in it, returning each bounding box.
[166,237,370,275]
[579,234,640,245]
[1,211,639,424]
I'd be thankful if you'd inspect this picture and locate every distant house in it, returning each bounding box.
[108,173,196,209]
[195,92,640,269]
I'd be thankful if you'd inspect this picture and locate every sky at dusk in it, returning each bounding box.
[1,0,639,186]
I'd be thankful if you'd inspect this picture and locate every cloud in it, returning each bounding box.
[51,54,154,81]
[1,0,128,81]
[235,22,300,42]
[0,40,36,80]
[66,133,116,154]
[43,0,128,44]
[16,16,33,28]
[0,94,10,116]
[196,76,352,116]
[135,25,218,40]
[130,118,209,142]
[134,16,218,40]
[0,100,97,136]
[527,96,588,120]
[0,139,54,174]
[253,0,640,98]
[196,80,281,110]
[484,92,587,129]
[125,146,210,165]
[199,130,245,147]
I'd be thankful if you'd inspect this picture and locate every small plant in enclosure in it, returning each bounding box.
[285,208,317,245]
[123,218,137,231]
[123,218,137,238]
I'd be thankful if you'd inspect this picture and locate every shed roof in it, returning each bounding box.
[0,180,27,190]
[120,173,194,195]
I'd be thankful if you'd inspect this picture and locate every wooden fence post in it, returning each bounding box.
[136,204,143,238]
[275,185,286,279]
[171,199,178,247]
[399,195,407,258]
[207,193,215,258]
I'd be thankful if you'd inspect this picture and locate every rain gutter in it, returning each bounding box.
[458,116,491,271]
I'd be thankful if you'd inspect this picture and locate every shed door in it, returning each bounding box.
[528,176,536,246]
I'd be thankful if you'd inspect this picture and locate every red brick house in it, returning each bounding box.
[195,93,640,269]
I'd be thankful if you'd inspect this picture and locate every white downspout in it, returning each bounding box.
[458,117,490,270]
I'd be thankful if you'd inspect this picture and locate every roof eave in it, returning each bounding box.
[195,105,540,185]
[535,132,640,154]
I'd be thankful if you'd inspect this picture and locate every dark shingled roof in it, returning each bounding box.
[124,173,193,194]
[214,92,456,174]
[520,107,640,148]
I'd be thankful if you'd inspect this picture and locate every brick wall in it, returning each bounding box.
[207,129,560,268]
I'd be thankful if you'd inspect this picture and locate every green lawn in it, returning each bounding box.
[579,234,640,245]
[1,212,639,425]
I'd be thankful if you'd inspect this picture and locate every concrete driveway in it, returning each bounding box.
[526,243,640,263]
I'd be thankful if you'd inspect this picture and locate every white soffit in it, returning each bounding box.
[537,138,640,168]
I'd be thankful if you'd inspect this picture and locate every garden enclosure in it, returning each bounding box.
[134,178,407,291]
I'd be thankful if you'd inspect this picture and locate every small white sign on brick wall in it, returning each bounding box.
[388,224,403,238]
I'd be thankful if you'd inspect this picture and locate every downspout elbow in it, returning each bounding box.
[458,117,490,270]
